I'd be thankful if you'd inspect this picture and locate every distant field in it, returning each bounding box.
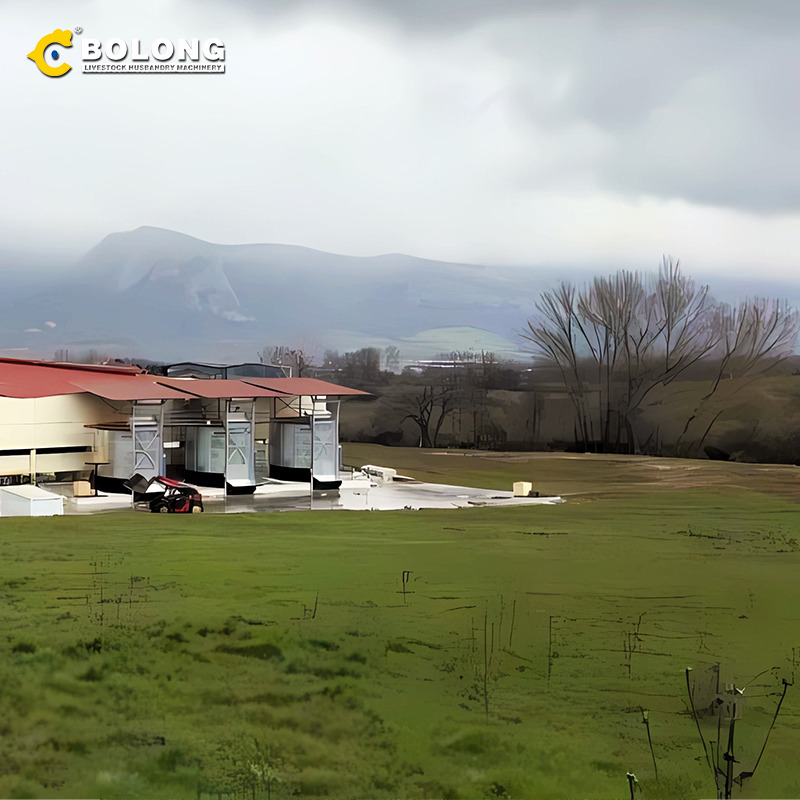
[343,442,800,499]
[1,448,800,798]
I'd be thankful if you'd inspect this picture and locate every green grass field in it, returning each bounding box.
[2,445,800,799]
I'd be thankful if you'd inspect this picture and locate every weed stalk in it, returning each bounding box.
[483,604,489,721]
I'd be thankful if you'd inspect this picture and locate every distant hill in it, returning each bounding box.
[1,226,798,365]
[0,226,555,363]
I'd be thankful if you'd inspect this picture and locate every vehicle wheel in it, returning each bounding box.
[157,504,169,513]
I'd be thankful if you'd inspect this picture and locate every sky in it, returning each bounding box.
[4,0,800,281]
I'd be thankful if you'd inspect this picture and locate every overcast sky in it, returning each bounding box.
[4,0,799,280]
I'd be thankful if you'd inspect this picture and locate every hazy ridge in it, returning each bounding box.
[1,226,798,365]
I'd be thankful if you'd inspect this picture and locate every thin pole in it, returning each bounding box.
[746,678,790,780]
[483,605,489,721]
[626,772,637,800]
[224,399,230,495]
[641,709,658,782]
[685,668,715,781]
[716,664,722,780]
[723,703,736,800]
[309,395,315,504]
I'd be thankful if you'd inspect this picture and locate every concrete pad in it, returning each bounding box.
[61,472,563,515]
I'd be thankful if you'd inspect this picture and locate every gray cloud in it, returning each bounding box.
[5,0,800,277]
[496,8,800,212]
[199,0,800,33]
[198,0,800,213]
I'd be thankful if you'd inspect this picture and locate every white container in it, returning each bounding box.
[361,465,397,484]
[0,485,64,517]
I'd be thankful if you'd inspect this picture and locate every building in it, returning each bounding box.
[0,358,367,493]
[164,362,287,380]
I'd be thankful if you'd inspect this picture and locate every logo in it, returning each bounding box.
[27,29,225,75]
[28,28,72,78]
[27,28,73,77]
[81,38,225,72]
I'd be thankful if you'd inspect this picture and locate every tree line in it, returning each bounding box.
[72,259,796,460]
[256,261,799,458]
[521,258,798,454]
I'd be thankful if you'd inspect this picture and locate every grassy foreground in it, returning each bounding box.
[1,446,800,798]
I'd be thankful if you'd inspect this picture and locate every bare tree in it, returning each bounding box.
[676,297,799,452]
[258,345,314,377]
[521,258,796,454]
[384,346,402,374]
[402,385,456,448]
[710,297,798,392]
[524,282,593,445]
[343,347,381,385]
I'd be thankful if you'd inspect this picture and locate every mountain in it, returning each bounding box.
[4,226,797,366]
[0,227,553,364]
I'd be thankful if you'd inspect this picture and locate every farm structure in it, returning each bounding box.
[0,358,367,494]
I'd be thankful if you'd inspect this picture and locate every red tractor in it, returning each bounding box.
[148,477,204,513]
[123,474,204,513]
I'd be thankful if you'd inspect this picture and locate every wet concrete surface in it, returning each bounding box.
[215,481,564,514]
[61,474,563,515]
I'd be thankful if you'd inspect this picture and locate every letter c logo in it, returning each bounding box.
[28,28,73,77]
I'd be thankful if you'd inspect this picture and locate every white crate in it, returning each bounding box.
[0,485,64,517]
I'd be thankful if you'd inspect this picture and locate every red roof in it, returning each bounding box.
[241,377,370,396]
[155,378,289,399]
[0,359,188,400]
[0,358,367,401]
[0,356,141,374]
[0,361,100,398]
[71,376,197,401]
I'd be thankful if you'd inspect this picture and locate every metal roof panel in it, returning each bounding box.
[241,377,370,396]
[71,377,197,401]
[155,378,290,399]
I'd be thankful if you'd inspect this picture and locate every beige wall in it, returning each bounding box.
[0,394,128,477]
